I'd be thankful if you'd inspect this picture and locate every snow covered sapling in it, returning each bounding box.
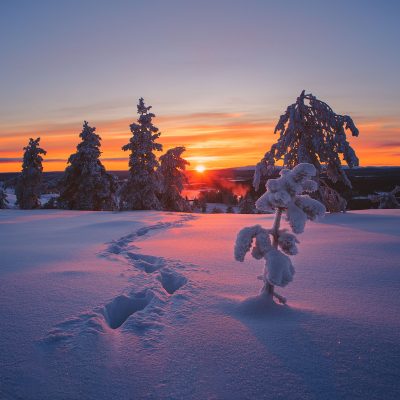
[15,137,46,209]
[253,90,359,212]
[120,98,163,210]
[158,146,190,212]
[235,163,325,304]
[59,121,118,210]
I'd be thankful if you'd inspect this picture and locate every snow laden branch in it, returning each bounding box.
[253,90,360,212]
[235,163,325,304]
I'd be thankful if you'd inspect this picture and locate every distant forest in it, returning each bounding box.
[2,166,400,210]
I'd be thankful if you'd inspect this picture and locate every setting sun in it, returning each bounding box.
[195,165,206,173]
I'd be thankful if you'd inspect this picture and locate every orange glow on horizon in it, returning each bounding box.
[0,113,399,173]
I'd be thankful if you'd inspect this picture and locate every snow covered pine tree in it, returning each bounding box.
[235,163,325,304]
[253,91,359,212]
[0,185,8,209]
[59,121,117,210]
[120,98,163,210]
[158,146,190,211]
[15,137,46,209]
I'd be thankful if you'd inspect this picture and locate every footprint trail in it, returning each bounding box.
[42,214,201,346]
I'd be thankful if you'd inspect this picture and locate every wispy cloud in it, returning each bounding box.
[374,141,400,148]
[0,158,22,163]
[49,98,134,120]
[0,157,66,164]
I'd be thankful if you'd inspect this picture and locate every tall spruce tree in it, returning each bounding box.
[59,121,117,210]
[15,137,46,209]
[159,146,190,211]
[253,90,359,212]
[120,98,163,210]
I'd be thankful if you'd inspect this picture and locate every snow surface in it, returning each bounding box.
[1,209,400,399]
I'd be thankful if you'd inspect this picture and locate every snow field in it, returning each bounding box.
[0,209,399,399]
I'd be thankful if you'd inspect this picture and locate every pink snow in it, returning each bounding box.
[0,209,399,399]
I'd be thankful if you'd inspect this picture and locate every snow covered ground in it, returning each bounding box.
[0,209,399,399]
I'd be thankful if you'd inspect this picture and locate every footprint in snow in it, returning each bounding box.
[102,215,196,257]
[126,252,165,273]
[103,290,154,329]
[158,269,187,294]
[43,312,106,345]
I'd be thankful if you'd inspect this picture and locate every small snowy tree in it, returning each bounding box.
[193,198,207,213]
[59,121,117,210]
[253,90,359,212]
[235,163,325,304]
[239,194,256,214]
[158,146,190,211]
[120,98,162,210]
[369,186,400,209]
[15,137,46,209]
[0,185,8,209]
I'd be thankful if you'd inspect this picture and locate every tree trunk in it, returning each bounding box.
[264,208,283,297]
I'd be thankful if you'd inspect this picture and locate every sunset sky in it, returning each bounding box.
[1,0,399,172]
